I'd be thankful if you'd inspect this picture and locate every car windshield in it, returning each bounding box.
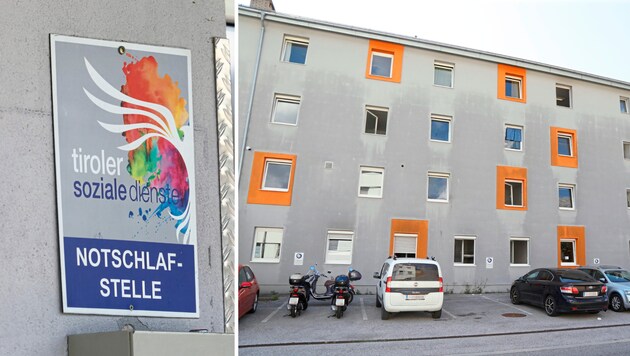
[605,270,630,283]
[392,263,438,281]
[557,270,594,283]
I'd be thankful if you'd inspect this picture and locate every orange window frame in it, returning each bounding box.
[389,219,428,258]
[497,64,527,103]
[247,151,297,206]
[496,166,527,210]
[557,225,586,268]
[365,40,404,83]
[550,127,578,168]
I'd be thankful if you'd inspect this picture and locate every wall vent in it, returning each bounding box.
[324,161,334,169]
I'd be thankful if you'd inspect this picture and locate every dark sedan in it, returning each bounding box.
[510,268,608,316]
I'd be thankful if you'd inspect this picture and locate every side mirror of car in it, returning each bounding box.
[240,281,252,289]
[373,272,381,279]
[599,278,607,284]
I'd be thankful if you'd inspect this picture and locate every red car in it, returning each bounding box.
[238,264,260,319]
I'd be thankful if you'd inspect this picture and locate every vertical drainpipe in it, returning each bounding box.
[238,12,266,186]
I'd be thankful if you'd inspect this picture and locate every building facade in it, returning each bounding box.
[238,5,630,293]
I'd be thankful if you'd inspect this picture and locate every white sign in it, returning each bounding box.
[294,252,304,265]
[486,257,494,269]
[594,258,601,265]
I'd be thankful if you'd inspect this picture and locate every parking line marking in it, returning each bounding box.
[481,295,532,315]
[360,297,368,321]
[261,302,286,323]
[442,308,457,319]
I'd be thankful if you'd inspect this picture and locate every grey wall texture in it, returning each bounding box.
[238,8,630,294]
[0,1,227,355]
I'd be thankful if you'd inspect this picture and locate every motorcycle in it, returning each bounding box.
[287,273,310,317]
[331,268,362,318]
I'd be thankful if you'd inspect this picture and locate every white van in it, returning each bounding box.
[373,257,443,320]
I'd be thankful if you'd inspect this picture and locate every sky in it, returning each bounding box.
[238,0,630,83]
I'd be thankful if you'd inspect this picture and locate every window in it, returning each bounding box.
[271,94,300,125]
[365,40,404,83]
[430,115,451,142]
[560,239,576,266]
[281,36,308,64]
[626,189,630,208]
[427,172,449,202]
[252,227,283,262]
[393,233,417,258]
[365,106,388,135]
[498,64,526,103]
[262,159,292,191]
[247,152,297,206]
[434,61,454,87]
[505,76,522,99]
[621,97,629,113]
[325,231,354,264]
[624,142,630,160]
[558,184,575,210]
[358,166,384,198]
[505,125,523,150]
[551,127,578,168]
[504,180,523,207]
[510,238,529,265]
[556,85,572,108]
[558,134,573,156]
[454,236,475,265]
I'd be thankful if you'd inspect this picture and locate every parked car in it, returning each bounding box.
[238,264,260,319]
[373,257,443,320]
[510,268,608,316]
[579,265,630,312]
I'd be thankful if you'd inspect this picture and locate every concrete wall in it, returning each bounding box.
[0,1,227,355]
[239,10,630,294]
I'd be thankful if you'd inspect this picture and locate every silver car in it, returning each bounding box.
[579,265,630,312]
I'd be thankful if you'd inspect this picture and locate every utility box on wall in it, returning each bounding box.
[68,331,234,356]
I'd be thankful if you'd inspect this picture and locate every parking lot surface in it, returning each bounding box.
[239,293,630,354]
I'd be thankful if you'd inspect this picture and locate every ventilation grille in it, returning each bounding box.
[324,161,334,169]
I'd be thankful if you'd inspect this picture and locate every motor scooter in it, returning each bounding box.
[286,273,310,317]
[331,268,362,318]
[304,264,337,301]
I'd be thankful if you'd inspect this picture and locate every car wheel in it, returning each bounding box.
[375,293,382,308]
[611,294,626,312]
[544,295,558,317]
[249,293,259,314]
[510,287,521,305]
[381,306,390,320]
[432,309,442,319]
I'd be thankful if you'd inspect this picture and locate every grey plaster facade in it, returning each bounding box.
[239,6,630,294]
[0,1,228,355]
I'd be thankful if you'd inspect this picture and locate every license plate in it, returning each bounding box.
[289,297,299,305]
[335,298,345,306]
[406,294,425,300]
[583,291,598,297]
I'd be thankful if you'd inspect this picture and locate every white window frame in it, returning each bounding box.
[623,141,630,160]
[325,230,354,265]
[504,179,524,207]
[393,233,418,258]
[454,235,476,266]
[505,124,523,151]
[620,97,629,114]
[271,94,301,126]
[505,76,522,99]
[427,172,450,203]
[281,36,309,64]
[558,184,575,210]
[510,237,530,266]
[370,51,394,78]
[261,159,292,192]
[556,84,572,108]
[433,61,454,88]
[364,106,389,135]
[560,239,577,266]
[251,227,283,263]
[430,114,452,143]
[358,166,384,198]
[626,189,630,209]
[557,134,574,157]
